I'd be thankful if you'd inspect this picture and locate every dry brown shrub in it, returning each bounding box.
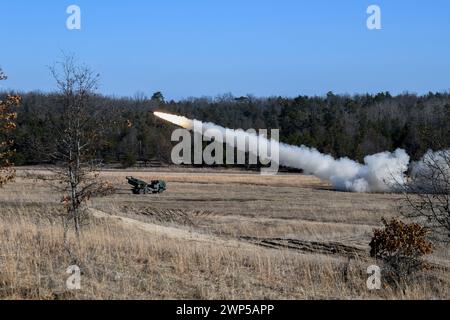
[370,218,434,286]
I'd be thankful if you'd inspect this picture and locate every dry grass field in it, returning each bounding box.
[0,167,448,300]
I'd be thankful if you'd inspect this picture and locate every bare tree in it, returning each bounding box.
[0,68,20,187]
[0,68,6,80]
[400,149,450,244]
[47,56,113,246]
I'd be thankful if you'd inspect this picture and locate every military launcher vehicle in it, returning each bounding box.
[126,176,167,194]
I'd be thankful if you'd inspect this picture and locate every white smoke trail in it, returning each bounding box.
[154,112,418,193]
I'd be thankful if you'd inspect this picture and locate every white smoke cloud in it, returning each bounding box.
[277,144,409,192]
[412,149,450,177]
[409,149,450,193]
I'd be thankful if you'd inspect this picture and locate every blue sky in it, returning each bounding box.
[1,0,449,100]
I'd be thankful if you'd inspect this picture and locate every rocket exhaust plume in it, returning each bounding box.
[154,111,412,193]
[153,112,193,130]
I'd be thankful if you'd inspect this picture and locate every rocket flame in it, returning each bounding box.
[154,112,193,129]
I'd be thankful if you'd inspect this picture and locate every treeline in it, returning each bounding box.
[6,90,450,167]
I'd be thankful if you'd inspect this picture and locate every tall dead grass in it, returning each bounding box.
[0,207,447,300]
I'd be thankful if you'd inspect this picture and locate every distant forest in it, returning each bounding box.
[5,90,450,167]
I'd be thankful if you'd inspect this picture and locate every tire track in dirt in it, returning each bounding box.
[90,208,371,260]
[241,236,368,258]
